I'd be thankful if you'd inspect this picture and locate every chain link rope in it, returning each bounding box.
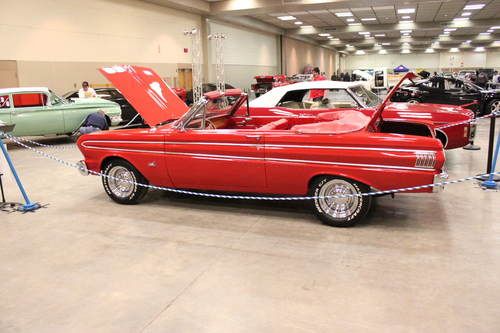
[3,132,499,201]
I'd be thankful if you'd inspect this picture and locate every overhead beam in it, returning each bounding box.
[288,19,500,36]
[144,0,210,14]
[322,35,500,46]
[210,0,451,16]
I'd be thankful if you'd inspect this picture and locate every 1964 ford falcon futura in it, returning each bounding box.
[77,65,447,227]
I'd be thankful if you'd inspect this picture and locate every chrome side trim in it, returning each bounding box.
[81,143,165,154]
[83,140,436,154]
[83,140,164,145]
[165,141,435,154]
[82,144,434,172]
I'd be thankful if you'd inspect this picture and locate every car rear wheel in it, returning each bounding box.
[488,99,500,114]
[407,99,420,104]
[310,176,372,227]
[102,159,148,204]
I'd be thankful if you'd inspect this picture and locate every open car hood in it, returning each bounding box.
[367,72,418,130]
[99,65,188,126]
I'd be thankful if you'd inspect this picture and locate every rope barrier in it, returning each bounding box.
[4,133,499,201]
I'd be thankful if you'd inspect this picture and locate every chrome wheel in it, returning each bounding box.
[490,100,500,113]
[317,179,360,219]
[408,99,420,104]
[107,166,136,198]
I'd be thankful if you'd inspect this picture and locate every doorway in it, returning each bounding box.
[0,61,19,88]
[177,68,193,90]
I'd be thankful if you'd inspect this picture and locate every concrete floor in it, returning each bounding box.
[0,121,499,333]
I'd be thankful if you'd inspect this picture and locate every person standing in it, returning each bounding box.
[78,81,97,98]
[310,67,327,102]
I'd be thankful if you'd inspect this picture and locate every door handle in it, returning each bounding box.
[245,135,261,141]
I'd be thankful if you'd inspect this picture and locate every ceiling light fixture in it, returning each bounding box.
[449,47,459,52]
[335,12,353,17]
[400,30,412,34]
[361,18,377,21]
[453,17,469,22]
[401,15,411,19]
[379,49,387,54]
[301,25,313,28]
[464,4,485,10]
[346,18,355,22]
[355,50,366,55]
[399,20,414,24]
[462,12,471,16]
[294,21,303,25]
[358,31,371,35]
[444,28,457,32]
[374,33,386,37]
[479,32,491,35]
[318,33,331,37]
[348,23,361,26]
[277,16,296,21]
[382,42,391,46]
[474,46,485,52]
[401,49,411,53]
[397,8,415,14]
[425,48,434,53]
[491,26,500,30]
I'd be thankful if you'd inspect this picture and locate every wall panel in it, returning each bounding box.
[207,21,279,90]
[283,37,337,78]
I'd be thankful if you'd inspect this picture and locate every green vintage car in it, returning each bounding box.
[0,87,122,137]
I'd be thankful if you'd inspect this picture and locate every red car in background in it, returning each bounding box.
[251,75,290,97]
[248,78,475,150]
[77,65,447,227]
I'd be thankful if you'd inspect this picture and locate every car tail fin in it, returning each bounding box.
[99,65,188,126]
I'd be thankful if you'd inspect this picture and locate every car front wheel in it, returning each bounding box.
[407,99,420,104]
[102,159,148,204]
[310,176,372,227]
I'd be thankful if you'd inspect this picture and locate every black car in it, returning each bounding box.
[63,88,142,125]
[391,78,500,116]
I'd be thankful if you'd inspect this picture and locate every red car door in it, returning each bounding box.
[165,129,266,192]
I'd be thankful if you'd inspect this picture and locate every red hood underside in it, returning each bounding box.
[99,65,188,126]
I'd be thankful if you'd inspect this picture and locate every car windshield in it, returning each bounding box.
[349,85,382,107]
[49,91,65,105]
[175,95,241,129]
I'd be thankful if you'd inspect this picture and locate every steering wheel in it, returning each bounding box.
[205,119,216,130]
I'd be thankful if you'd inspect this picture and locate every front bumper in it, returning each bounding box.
[76,160,89,176]
[432,171,449,192]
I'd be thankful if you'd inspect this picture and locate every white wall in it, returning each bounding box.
[207,21,279,90]
[283,37,337,78]
[0,0,200,63]
[346,51,499,71]
[0,0,201,93]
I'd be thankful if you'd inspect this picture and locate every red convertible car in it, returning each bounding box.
[77,65,447,227]
[248,79,475,150]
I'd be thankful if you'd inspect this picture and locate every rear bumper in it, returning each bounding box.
[432,170,449,192]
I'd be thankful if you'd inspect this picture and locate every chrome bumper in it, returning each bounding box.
[433,171,449,192]
[76,160,89,176]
